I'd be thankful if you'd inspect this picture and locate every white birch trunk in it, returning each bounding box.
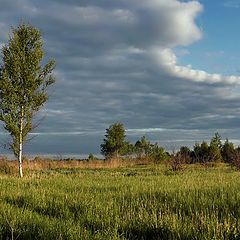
[18,106,23,178]
[18,142,23,178]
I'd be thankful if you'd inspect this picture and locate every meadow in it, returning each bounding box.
[0,161,240,239]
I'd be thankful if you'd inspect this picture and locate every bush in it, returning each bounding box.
[166,154,185,171]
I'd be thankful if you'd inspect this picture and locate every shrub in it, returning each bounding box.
[166,153,185,171]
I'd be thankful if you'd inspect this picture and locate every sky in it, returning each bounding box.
[0,0,240,156]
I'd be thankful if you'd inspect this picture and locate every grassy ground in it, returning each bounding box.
[0,163,240,239]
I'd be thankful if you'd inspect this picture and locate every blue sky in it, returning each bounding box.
[178,0,240,75]
[0,0,240,157]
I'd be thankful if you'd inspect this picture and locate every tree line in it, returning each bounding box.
[100,122,169,162]
[101,122,240,167]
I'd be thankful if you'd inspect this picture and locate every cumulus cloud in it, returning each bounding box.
[153,48,240,84]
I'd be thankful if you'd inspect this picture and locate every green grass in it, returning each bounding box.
[0,164,240,239]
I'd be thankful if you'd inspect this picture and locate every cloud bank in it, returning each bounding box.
[0,0,240,154]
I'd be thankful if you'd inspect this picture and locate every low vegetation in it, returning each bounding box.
[0,163,240,239]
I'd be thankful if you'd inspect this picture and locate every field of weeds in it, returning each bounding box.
[0,163,240,239]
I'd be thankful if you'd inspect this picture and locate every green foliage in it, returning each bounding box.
[1,165,240,239]
[134,136,169,162]
[193,141,210,163]
[134,136,151,157]
[211,132,222,149]
[0,23,55,157]
[178,146,192,163]
[101,122,127,158]
[149,143,169,162]
[100,125,236,165]
[121,142,135,157]
[192,133,223,163]
[221,139,235,163]
[209,133,222,162]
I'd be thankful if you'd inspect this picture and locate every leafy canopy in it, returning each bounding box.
[0,23,55,156]
[101,122,126,157]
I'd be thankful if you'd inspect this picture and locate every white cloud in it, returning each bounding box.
[1,0,240,153]
[152,48,240,84]
[50,0,238,87]
[138,0,203,47]
[127,128,166,134]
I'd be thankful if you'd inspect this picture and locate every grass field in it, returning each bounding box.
[0,163,240,239]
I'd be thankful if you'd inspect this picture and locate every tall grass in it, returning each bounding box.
[0,157,153,174]
[0,164,240,239]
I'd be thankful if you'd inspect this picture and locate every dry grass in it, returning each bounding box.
[0,156,154,173]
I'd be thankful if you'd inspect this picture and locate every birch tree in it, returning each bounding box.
[0,23,55,177]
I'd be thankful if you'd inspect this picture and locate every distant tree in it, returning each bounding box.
[209,133,222,162]
[221,139,235,163]
[178,146,192,164]
[122,142,135,158]
[101,122,126,158]
[134,136,151,158]
[149,143,169,163]
[88,153,96,161]
[211,132,222,149]
[193,141,210,163]
[0,23,55,177]
[134,136,169,162]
